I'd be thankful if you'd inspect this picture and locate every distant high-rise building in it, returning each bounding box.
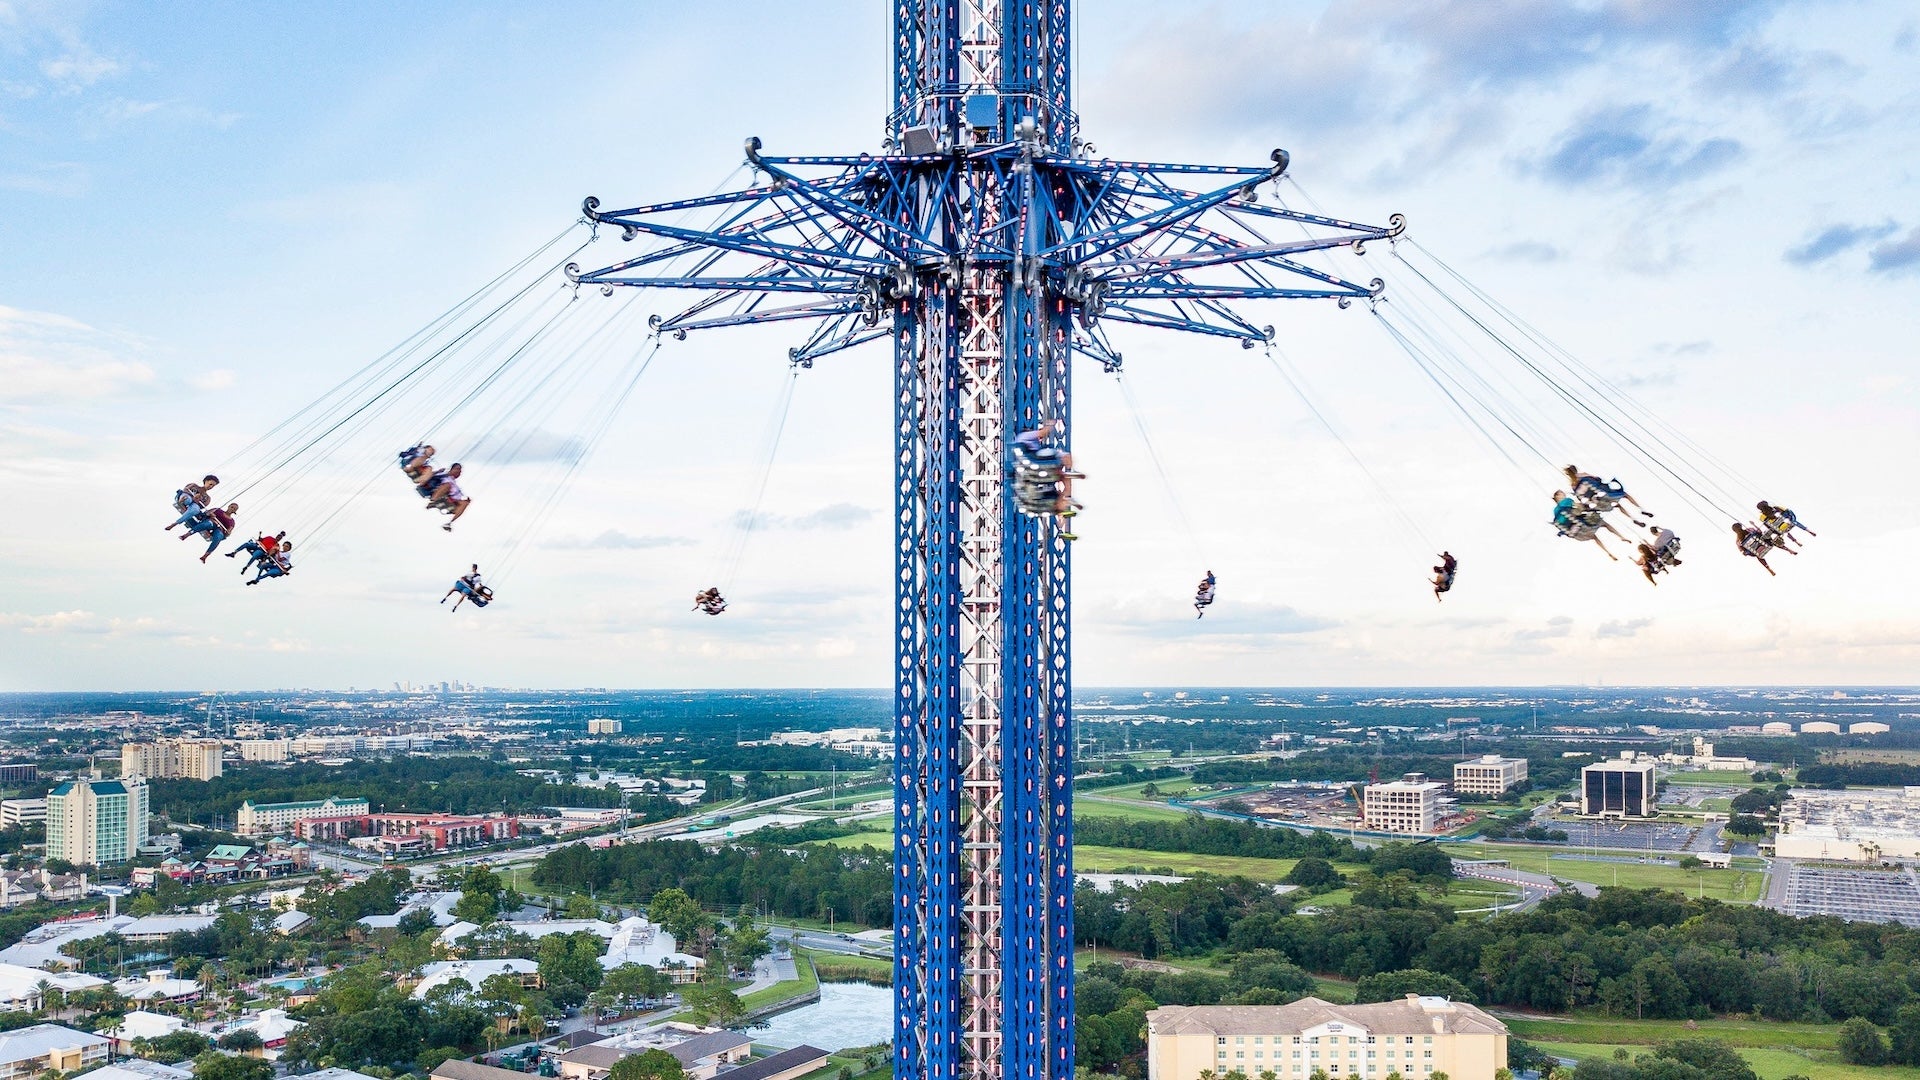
[1580,758,1658,816]
[239,739,293,762]
[587,719,622,735]
[46,777,149,865]
[121,738,224,781]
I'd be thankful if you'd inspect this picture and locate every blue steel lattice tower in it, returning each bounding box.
[568,5,1398,1080]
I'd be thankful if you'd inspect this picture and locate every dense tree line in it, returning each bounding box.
[533,838,894,925]
[1233,885,1920,1023]
[1797,762,1920,788]
[1076,815,1363,862]
[1186,743,1590,793]
[1075,955,1318,1072]
[1074,817,1453,882]
[149,757,646,823]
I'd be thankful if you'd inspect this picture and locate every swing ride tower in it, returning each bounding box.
[566,5,1401,1079]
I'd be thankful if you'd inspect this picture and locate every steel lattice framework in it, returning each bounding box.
[568,4,1399,1080]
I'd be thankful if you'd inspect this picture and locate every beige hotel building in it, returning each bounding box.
[1147,996,1508,1080]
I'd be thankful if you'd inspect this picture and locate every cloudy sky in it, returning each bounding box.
[2,1,1917,691]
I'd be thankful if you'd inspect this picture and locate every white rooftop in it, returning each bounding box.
[74,1061,193,1080]
[0,917,131,969]
[0,1024,110,1067]
[119,915,217,937]
[412,959,539,999]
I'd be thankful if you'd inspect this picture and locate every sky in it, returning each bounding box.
[2,0,1917,691]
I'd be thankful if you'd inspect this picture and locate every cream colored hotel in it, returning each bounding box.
[1148,996,1509,1080]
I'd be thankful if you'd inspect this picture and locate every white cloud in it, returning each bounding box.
[0,304,155,404]
[41,49,120,91]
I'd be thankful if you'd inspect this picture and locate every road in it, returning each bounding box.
[403,787,834,880]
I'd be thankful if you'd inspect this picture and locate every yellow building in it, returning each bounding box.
[1147,996,1508,1080]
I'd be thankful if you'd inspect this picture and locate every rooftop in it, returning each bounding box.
[0,1024,111,1066]
[1146,995,1507,1039]
[713,1046,831,1080]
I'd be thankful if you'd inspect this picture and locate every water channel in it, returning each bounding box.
[752,982,891,1051]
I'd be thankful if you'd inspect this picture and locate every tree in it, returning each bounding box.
[1284,858,1342,890]
[454,867,508,924]
[1651,1039,1759,1080]
[133,1032,212,1064]
[719,922,772,974]
[567,893,601,919]
[1890,1003,1920,1066]
[192,1052,273,1080]
[608,1049,688,1080]
[648,888,709,948]
[1353,969,1476,1005]
[1839,1019,1889,1066]
[679,981,744,1027]
[218,1029,265,1053]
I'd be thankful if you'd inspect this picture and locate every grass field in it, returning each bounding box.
[1507,1017,1843,1050]
[1527,1040,1920,1080]
[1072,844,1301,880]
[813,951,893,982]
[1447,843,1767,900]
[1093,780,1200,799]
[1074,795,1195,822]
[815,827,895,849]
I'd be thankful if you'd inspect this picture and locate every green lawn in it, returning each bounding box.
[1446,843,1767,901]
[739,948,820,1011]
[814,952,893,983]
[1507,1017,1843,1050]
[1092,780,1199,800]
[1074,796,1195,822]
[814,827,895,850]
[1073,844,1301,881]
[1527,1040,1920,1080]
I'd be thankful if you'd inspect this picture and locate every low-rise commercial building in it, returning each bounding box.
[1362,774,1451,834]
[1146,996,1508,1080]
[1451,756,1528,797]
[0,801,44,828]
[236,797,371,837]
[1775,787,1920,862]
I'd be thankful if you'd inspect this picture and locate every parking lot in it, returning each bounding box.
[1550,820,1701,852]
[1779,864,1920,927]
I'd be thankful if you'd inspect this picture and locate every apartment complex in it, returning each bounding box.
[586,719,622,735]
[0,1024,110,1080]
[237,797,372,837]
[45,778,149,866]
[1450,756,1528,797]
[1362,773,1451,834]
[121,738,224,781]
[1580,757,1658,817]
[294,812,520,853]
[1147,996,1508,1080]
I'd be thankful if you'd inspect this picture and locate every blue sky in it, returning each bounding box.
[2,1,1917,690]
